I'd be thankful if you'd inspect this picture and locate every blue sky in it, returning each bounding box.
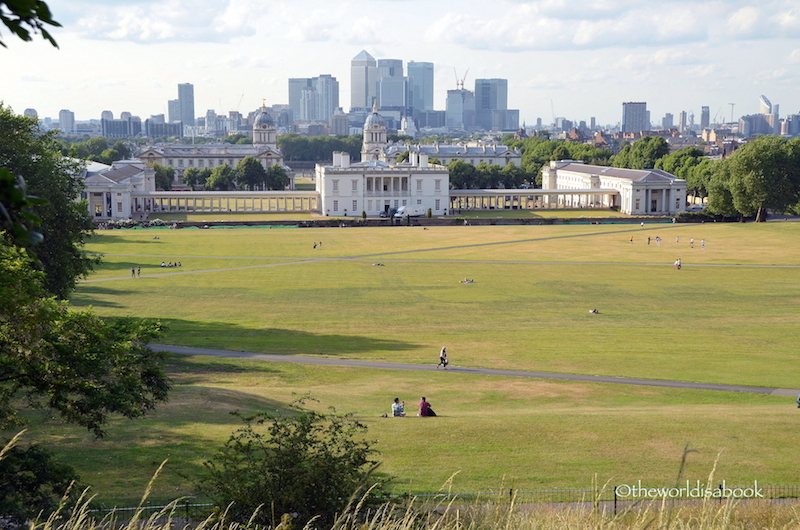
[2,0,799,127]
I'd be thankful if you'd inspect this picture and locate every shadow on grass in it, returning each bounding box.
[70,285,137,308]
[158,318,420,356]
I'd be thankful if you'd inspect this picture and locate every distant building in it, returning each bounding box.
[701,106,710,129]
[350,50,378,112]
[23,108,37,118]
[662,113,674,130]
[136,104,290,188]
[446,89,475,131]
[621,102,648,133]
[407,61,434,113]
[167,99,181,124]
[101,110,114,121]
[289,75,340,123]
[101,116,142,138]
[542,160,686,216]
[178,83,195,126]
[316,107,449,217]
[80,160,154,220]
[58,109,75,134]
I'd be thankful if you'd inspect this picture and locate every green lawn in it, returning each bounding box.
[9,222,800,506]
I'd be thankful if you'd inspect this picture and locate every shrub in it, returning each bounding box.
[197,399,389,528]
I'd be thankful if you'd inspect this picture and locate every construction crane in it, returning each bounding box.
[453,68,469,90]
[712,107,723,125]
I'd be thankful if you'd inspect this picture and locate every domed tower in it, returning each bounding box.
[361,101,387,162]
[253,103,277,149]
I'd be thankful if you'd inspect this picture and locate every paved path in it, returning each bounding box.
[153,344,799,397]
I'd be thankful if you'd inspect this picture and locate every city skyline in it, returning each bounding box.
[3,0,799,127]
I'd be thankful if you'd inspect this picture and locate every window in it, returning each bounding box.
[435,199,440,210]
[167,159,173,166]
[117,202,122,212]
[367,180,373,192]
[394,200,399,208]
[416,180,422,192]
[352,200,358,211]
[402,200,407,206]
[199,159,204,167]
[416,199,422,205]
[368,200,372,211]
[116,193,122,197]
[435,180,441,192]
[189,159,194,166]
[178,159,184,167]
[332,180,339,192]
[635,199,640,210]
[333,200,338,211]
[352,180,358,192]
[676,198,680,209]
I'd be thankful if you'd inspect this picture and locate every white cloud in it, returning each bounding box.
[789,49,800,63]
[71,0,258,43]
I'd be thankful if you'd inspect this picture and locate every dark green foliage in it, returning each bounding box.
[266,164,289,190]
[0,441,83,523]
[198,402,387,527]
[150,163,174,191]
[0,104,97,298]
[278,134,361,161]
[707,136,800,221]
[611,136,669,169]
[0,243,170,437]
[205,165,235,191]
[508,137,612,185]
[235,156,266,190]
[0,169,46,247]
[0,0,60,48]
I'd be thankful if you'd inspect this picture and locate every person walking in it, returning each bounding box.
[437,347,449,369]
[137,266,141,277]
[131,267,136,278]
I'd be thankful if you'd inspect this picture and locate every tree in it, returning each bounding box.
[719,135,800,221]
[612,136,669,169]
[266,164,289,190]
[0,438,84,524]
[205,164,235,191]
[112,140,131,160]
[448,159,477,189]
[0,104,97,298]
[0,168,45,247]
[198,401,387,527]
[235,156,267,191]
[150,163,174,191]
[0,243,171,437]
[0,0,60,48]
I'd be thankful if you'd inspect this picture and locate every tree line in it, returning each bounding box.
[151,156,289,191]
[608,135,800,220]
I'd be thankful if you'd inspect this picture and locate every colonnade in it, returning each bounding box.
[131,192,319,214]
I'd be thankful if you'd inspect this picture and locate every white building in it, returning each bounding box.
[542,160,686,215]
[316,106,449,217]
[384,142,521,167]
[81,160,155,220]
[136,104,292,189]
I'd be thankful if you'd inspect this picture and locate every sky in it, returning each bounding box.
[2,0,799,128]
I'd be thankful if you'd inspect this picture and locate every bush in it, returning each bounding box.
[0,439,84,524]
[197,399,389,528]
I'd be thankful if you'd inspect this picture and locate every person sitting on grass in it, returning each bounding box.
[418,397,436,417]
[392,398,406,417]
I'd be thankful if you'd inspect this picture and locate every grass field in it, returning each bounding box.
[9,222,800,507]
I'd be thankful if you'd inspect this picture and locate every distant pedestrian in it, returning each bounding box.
[690,238,694,248]
[437,347,448,369]
[630,236,634,244]
[656,236,661,246]
[701,239,705,249]
[674,258,681,270]
[647,236,651,245]
[131,267,135,278]
[675,236,680,243]
[672,217,676,224]
[640,222,644,228]
[137,266,141,277]
[313,242,317,249]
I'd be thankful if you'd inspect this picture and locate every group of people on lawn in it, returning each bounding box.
[392,397,436,417]
[389,347,448,417]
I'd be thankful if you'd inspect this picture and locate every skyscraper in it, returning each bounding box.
[58,109,75,134]
[662,113,674,130]
[621,102,648,133]
[475,78,506,130]
[700,106,710,129]
[168,99,181,123]
[313,74,339,123]
[446,89,475,130]
[289,75,339,122]
[178,83,195,126]
[350,50,377,111]
[407,61,434,113]
[288,78,312,119]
